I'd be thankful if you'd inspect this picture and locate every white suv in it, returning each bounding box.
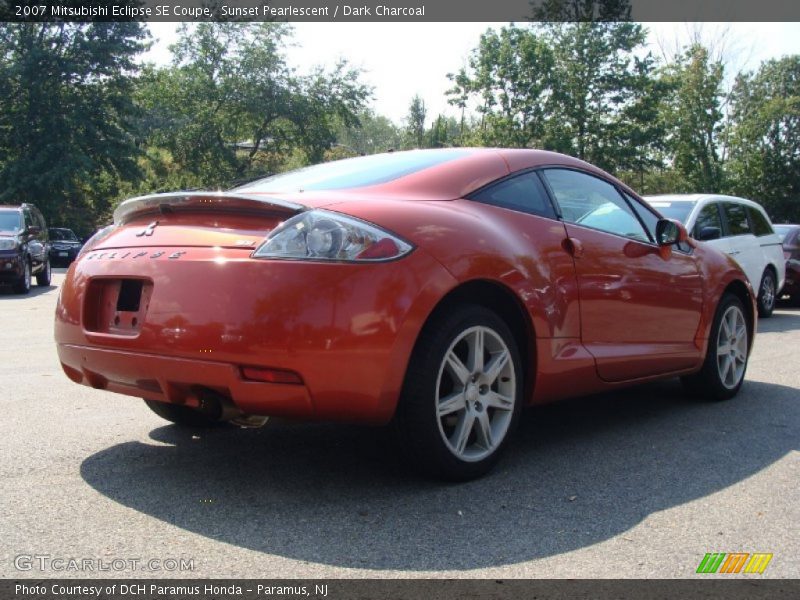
[644,194,785,318]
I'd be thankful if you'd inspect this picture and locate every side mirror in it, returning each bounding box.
[27,225,41,236]
[696,226,721,241]
[655,219,687,246]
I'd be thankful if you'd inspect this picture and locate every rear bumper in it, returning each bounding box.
[54,246,456,423]
[57,344,314,418]
[50,247,79,263]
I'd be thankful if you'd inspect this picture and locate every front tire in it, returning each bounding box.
[394,305,523,481]
[757,269,776,318]
[13,260,31,294]
[681,294,750,401]
[36,259,51,287]
[144,399,222,428]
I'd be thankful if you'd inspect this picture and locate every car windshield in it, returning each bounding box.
[0,211,22,232]
[773,225,793,242]
[645,199,696,224]
[237,149,470,193]
[49,228,78,241]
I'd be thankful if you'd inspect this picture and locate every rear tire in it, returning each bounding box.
[394,305,523,481]
[144,399,222,428]
[681,294,749,401]
[757,269,776,318]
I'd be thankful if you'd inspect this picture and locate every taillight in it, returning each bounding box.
[252,209,413,262]
[77,225,116,259]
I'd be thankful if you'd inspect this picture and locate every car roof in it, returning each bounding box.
[239,148,630,203]
[644,193,770,213]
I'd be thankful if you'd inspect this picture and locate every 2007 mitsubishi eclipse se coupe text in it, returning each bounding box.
[55,149,756,480]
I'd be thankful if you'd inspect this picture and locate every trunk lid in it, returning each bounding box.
[96,192,306,250]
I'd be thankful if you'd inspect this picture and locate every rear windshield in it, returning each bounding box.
[0,211,22,232]
[646,199,696,224]
[237,150,470,193]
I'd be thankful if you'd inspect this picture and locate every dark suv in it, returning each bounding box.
[0,203,51,294]
[48,228,83,266]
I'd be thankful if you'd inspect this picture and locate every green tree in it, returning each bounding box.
[334,109,402,155]
[426,115,462,148]
[446,26,554,148]
[136,23,369,187]
[727,56,800,221]
[531,0,632,21]
[541,21,658,172]
[404,94,427,148]
[659,44,725,193]
[0,22,148,232]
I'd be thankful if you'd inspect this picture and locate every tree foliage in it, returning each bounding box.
[0,20,797,228]
[404,94,427,149]
[137,23,370,188]
[659,44,725,193]
[531,0,632,21]
[542,21,658,173]
[727,56,800,221]
[0,22,148,233]
[447,26,554,149]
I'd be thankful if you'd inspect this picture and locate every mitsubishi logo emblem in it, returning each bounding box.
[135,221,159,237]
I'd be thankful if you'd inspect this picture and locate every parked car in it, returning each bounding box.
[55,149,755,480]
[48,227,83,266]
[774,224,800,304]
[0,203,51,294]
[645,194,785,318]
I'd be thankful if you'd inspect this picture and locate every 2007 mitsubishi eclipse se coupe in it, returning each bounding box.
[55,149,756,480]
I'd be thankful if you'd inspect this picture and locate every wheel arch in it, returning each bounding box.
[414,279,537,403]
[764,262,780,289]
[723,278,756,351]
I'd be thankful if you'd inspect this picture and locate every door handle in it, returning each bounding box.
[727,250,740,256]
[562,237,584,258]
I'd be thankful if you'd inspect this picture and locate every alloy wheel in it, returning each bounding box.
[435,325,516,462]
[716,305,748,390]
[760,273,775,312]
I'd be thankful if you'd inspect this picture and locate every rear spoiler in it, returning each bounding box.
[113,192,306,225]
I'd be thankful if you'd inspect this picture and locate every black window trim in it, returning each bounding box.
[745,204,775,238]
[465,167,560,221]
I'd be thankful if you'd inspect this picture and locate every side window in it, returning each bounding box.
[542,169,649,242]
[34,209,47,239]
[469,172,555,218]
[22,209,34,231]
[723,202,752,236]
[693,203,723,240]
[747,206,774,237]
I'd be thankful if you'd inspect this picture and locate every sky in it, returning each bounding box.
[144,22,800,126]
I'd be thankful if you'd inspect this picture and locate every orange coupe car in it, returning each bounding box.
[55,149,755,479]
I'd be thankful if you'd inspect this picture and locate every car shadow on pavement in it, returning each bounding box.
[0,283,55,298]
[759,309,800,333]
[80,378,797,571]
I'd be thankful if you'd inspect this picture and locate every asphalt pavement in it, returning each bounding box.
[1,271,797,578]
